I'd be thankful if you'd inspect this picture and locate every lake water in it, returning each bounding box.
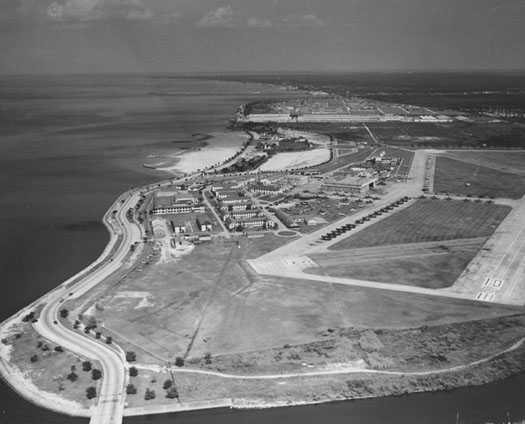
[1,73,524,424]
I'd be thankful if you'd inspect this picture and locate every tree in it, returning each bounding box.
[129,367,138,377]
[59,309,69,319]
[30,354,38,363]
[204,352,212,365]
[67,372,78,382]
[82,361,92,372]
[166,386,179,399]
[126,384,137,395]
[163,379,173,390]
[125,351,136,362]
[144,388,156,401]
[175,357,185,367]
[86,387,97,400]
[54,346,64,353]
[105,336,112,344]
[22,312,35,322]
[91,369,102,380]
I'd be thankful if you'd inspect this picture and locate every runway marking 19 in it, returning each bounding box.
[476,291,496,302]
[482,278,504,290]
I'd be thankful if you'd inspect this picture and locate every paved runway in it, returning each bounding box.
[248,151,525,306]
[451,194,525,305]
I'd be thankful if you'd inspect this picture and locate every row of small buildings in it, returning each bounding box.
[151,190,204,215]
[210,185,276,231]
[150,189,214,235]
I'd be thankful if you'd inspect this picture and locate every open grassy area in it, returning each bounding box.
[368,122,525,149]
[124,368,179,409]
[445,151,525,176]
[331,198,510,250]
[434,156,525,199]
[129,334,525,410]
[71,228,519,371]
[123,314,525,410]
[308,241,483,289]
[190,314,525,375]
[4,321,98,408]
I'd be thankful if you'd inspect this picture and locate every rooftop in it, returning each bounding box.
[324,175,377,188]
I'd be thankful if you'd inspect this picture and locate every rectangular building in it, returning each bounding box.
[321,175,378,196]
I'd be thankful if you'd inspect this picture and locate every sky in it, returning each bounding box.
[1,0,524,74]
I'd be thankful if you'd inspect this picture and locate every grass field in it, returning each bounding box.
[71,228,519,370]
[125,319,525,409]
[190,314,525,376]
[308,242,483,289]
[434,156,525,199]
[368,122,525,149]
[5,322,96,408]
[445,151,525,176]
[330,198,510,250]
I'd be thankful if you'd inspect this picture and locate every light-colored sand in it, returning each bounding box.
[158,131,249,174]
[259,148,331,171]
[0,320,18,362]
[114,291,152,299]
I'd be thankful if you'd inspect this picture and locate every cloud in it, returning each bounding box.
[247,17,272,28]
[282,13,325,28]
[197,5,234,28]
[45,0,153,21]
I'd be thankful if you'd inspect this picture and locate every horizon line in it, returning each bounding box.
[2,68,525,78]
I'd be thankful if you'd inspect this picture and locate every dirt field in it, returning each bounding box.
[434,156,525,199]
[307,239,485,289]
[330,198,510,250]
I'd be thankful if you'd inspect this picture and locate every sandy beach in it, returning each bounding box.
[156,131,249,174]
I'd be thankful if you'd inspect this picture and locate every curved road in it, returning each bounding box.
[5,144,522,422]
[32,190,144,424]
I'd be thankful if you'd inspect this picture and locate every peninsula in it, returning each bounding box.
[2,87,525,424]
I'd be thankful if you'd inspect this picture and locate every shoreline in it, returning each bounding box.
[2,170,525,418]
[0,189,130,419]
[0,349,92,418]
[152,131,250,174]
[1,107,525,420]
